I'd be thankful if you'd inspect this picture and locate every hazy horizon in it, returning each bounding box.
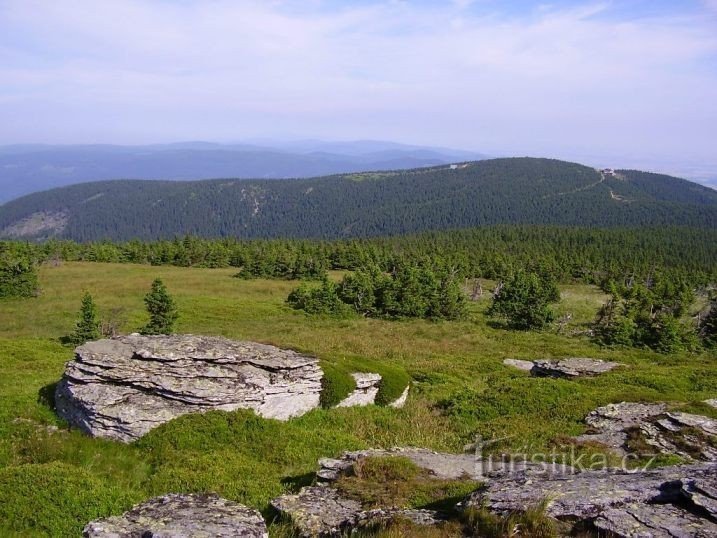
[1,1,716,186]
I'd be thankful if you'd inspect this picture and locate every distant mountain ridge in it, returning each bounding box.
[0,140,484,203]
[1,157,715,242]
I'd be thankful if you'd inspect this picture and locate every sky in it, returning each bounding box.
[1,0,716,180]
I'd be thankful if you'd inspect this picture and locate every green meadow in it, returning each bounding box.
[1,262,715,536]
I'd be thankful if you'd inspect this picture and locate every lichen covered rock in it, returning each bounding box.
[83,493,268,537]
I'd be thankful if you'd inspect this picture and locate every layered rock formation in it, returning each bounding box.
[83,494,267,537]
[577,401,717,461]
[503,357,621,378]
[55,335,323,442]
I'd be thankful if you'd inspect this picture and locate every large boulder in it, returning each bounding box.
[462,463,717,537]
[55,335,323,442]
[577,402,717,461]
[83,493,268,537]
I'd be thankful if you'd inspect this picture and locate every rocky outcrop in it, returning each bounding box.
[55,335,323,442]
[531,357,621,378]
[462,462,717,537]
[83,493,268,537]
[503,357,621,377]
[705,398,717,409]
[271,486,443,537]
[577,402,717,461]
[317,447,484,482]
[336,373,381,408]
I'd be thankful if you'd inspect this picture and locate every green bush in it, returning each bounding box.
[290,262,467,321]
[0,256,39,299]
[287,279,353,317]
[0,462,136,537]
[594,278,699,352]
[488,270,560,330]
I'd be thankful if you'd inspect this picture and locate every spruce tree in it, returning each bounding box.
[141,278,178,335]
[701,301,717,348]
[488,271,560,330]
[67,292,101,346]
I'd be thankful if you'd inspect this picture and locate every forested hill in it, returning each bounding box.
[1,158,716,241]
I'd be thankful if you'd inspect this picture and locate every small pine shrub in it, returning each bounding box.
[488,271,560,330]
[287,279,353,316]
[700,301,717,348]
[141,278,178,335]
[66,292,101,346]
[0,256,39,299]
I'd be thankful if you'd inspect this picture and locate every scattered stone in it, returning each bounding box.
[317,447,484,482]
[531,357,621,378]
[503,358,534,372]
[83,493,268,537]
[336,373,382,408]
[271,486,362,537]
[55,335,323,442]
[271,486,443,537]
[462,462,717,537]
[705,399,717,409]
[577,402,717,461]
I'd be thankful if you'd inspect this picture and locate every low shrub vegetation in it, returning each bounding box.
[0,262,715,536]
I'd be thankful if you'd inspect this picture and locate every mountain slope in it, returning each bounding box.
[1,158,716,241]
[0,141,485,203]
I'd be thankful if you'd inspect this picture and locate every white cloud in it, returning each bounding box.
[0,0,715,164]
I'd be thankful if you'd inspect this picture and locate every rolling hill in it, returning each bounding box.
[1,158,716,242]
[0,140,483,204]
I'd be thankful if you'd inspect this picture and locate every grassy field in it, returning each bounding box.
[0,262,715,536]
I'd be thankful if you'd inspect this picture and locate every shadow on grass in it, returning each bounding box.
[38,381,58,411]
[280,471,316,493]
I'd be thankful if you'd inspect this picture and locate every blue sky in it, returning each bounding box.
[1,1,716,180]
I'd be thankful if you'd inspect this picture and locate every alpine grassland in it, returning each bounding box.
[0,262,715,536]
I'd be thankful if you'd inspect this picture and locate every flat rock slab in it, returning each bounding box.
[463,463,717,537]
[84,493,268,537]
[503,358,534,372]
[577,402,717,461]
[317,447,484,482]
[531,357,621,378]
[271,486,442,537]
[56,335,323,442]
